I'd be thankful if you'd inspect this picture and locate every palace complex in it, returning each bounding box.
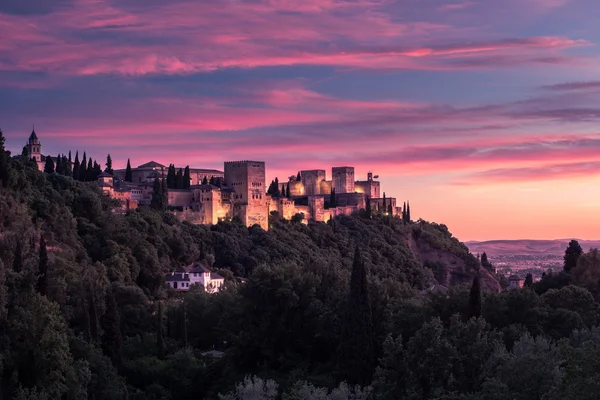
[22,130,401,232]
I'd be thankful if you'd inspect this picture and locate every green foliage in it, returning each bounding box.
[564,239,583,272]
[469,276,481,318]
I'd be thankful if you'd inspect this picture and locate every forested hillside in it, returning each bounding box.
[3,132,600,399]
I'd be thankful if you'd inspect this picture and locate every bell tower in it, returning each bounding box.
[26,127,42,162]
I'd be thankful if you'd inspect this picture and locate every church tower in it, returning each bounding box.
[26,128,42,162]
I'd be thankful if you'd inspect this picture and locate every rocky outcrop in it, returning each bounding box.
[408,232,501,292]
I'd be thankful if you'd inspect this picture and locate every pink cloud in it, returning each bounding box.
[0,0,590,76]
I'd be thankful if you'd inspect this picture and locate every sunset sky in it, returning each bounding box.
[2,0,600,240]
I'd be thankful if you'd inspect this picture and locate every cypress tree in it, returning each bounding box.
[68,150,72,165]
[79,152,87,181]
[105,154,113,174]
[183,166,191,189]
[86,158,94,181]
[202,176,208,185]
[176,168,183,189]
[65,153,72,176]
[388,203,393,215]
[468,276,482,318]
[101,289,123,365]
[209,175,215,185]
[157,302,165,359]
[365,196,372,219]
[337,245,373,384]
[382,192,387,211]
[125,159,133,182]
[281,184,286,197]
[167,164,176,188]
[43,156,55,174]
[55,154,63,175]
[407,201,411,222]
[296,171,301,181]
[161,178,168,209]
[274,177,280,196]
[402,202,407,222]
[73,151,80,180]
[93,160,101,181]
[37,234,48,296]
[330,188,336,207]
[0,129,9,188]
[286,183,290,198]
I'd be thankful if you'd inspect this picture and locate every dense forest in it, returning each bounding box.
[2,131,600,399]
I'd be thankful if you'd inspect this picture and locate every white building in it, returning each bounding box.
[165,262,225,293]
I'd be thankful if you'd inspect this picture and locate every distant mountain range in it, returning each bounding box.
[465,239,600,257]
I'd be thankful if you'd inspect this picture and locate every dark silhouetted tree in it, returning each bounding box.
[151,178,168,211]
[167,164,176,188]
[285,183,290,198]
[101,289,123,365]
[402,202,407,223]
[55,154,64,175]
[73,151,80,180]
[209,175,216,185]
[296,171,301,181]
[337,245,374,385]
[407,201,411,222]
[481,252,493,270]
[0,129,9,187]
[176,168,183,189]
[469,276,481,318]
[524,273,533,288]
[88,288,99,342]
[157,302,165,359]
[365,196,372,219]
[564,240,583,273]
[125,159,133,182]
[43,156,55,174]
[37,234,48,296]
[87,158,95,181]
[202,176,208,185]
[388,203,393,214]
[105,154,113,175]
[183,166,190,189]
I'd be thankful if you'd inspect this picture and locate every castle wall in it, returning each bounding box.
[332,167,355,194]
[289,180,304,197]
[320,180,332,195]
[308,195,325,222]
[301,170,326,195]
[355,180,380,198]
[335,192,365,208]
[168,190,193,209]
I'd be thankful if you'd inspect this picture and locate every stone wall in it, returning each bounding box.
[308,195,325,222]
[355,180,381,198]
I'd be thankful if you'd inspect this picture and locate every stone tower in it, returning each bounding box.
[26,128,42,163]
[224,160,268,230]
[332,166,355,193]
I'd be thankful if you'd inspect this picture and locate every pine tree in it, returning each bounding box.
[524,273,533,288]
[564,240,583,273]
[37,234,48,296]
[79,152,87,181]
[73,151,80,180]
[105,154,113,175]
[125,159,133,182]
[468,276,482,318]
[167,164,176,189]
[157,302,165,359]
[183,166,191,189]
[337,245,374,384]
[43,156,55,174]
[176,168,183,189]
[101,289,123,365]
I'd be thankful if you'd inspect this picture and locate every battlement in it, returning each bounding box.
[224,161,265,166]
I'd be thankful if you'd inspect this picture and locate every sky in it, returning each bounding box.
[1,0,600,241]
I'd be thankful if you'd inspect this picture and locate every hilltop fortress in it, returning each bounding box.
[22,131,401,230]
[103,161,400,230]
